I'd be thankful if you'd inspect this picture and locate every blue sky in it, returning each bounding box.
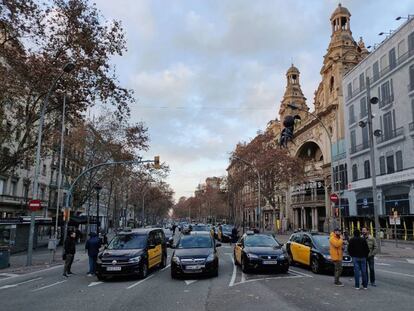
[93,0,414,201]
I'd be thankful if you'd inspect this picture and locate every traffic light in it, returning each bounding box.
[279,115,301,147]
[154,156,160,169]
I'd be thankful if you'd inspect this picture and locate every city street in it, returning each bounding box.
[1,244,413,311]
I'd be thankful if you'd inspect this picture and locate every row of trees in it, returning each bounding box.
[0,0,173,224]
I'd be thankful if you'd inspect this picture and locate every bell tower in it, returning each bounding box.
[279,64,308,123]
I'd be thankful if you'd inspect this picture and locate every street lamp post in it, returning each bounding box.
[27,63,75,266]
[233,156,262,232]
[95,183,103,235]
[287,103,337,232]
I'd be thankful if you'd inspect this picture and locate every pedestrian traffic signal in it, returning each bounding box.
[154,156,160,169]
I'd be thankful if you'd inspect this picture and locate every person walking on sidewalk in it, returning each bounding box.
[63,231,77,277]
[85,232,102,276]
[329,228,344,287]
[348,229,369,290]
[362,227,378,286]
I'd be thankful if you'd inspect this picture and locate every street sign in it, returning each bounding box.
[28,200,42,211]
[389,216,401,225]
[330,193,339,203]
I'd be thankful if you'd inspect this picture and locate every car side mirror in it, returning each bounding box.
[148,243,156,249]
[216,243,222,247]
[236,242,242,247]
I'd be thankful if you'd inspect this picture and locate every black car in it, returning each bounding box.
[218,224,234,242]
[163,228,174,247]
[285,232,353,274]
[171,232,221,278]
[96,228,167,280]
[191,224,210,232]
[233,232,289,273]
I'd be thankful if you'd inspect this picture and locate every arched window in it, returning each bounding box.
[330,76,334,93]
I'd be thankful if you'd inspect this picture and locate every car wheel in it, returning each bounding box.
[140,262,148,279]
[160,253,167,268]
[311,257,320,274]
[241,257,249,273]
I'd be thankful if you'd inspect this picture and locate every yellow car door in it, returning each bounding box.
[147,232,162,268]
[234,239,243,264]
[289,234,302,263]
[299,235,312,266]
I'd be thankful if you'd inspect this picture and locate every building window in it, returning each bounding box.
[386,155,395,174]
[349,105,355,124]
[42,164,47,176]
[10,180,17,196]
[379,156,386,175]
[0,179,6,195]
[396,151,403,171]
[409,31,414,55]
[359,73,365,91]
[364,160,371,179]
[40,187,46,201]
[360,97,367,118]
[380,80,393,107]
[347,82,352,98]
[352,164,358,181]
[410,65,414,91]
[383,112,393,140]
[389,48,397,70]
[350,130,356,152]
[362,126,369,148]
[373,61,380,81]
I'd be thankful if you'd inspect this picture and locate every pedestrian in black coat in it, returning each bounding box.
[348,229,369,289]
[63,231,76,277]
[85,232,102,276]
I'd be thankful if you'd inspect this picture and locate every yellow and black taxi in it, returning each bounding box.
[217,224,234,242]
[285,231,353,274]
[233,231,289,273]
[171,231,220,278]
[96,228,167,280]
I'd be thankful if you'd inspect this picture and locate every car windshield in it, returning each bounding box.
[163,230,172,237]
[312,235,330,248]
[192,225,209,231]
[107,234,147,250]
[245,235,280,247]
[221,225,233,233]
[177,235,213,249]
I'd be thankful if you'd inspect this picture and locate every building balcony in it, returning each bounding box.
[409,122,414,132]
[376,127,404,144]
[350,143,369,155]
[291,194,325,205]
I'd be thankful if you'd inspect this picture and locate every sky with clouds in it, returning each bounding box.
[93,0,414,201]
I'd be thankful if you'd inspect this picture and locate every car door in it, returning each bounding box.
[147,232,161,268]
[234,237,244,264]
[299,234,312,266]
[289,234,303,263]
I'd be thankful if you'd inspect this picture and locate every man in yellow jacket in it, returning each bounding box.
[329,228,344,286]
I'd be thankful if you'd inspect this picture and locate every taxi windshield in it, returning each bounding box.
[245,235,279,247]
[177,235,213,249]
[107,234,147,250]
[192,225,209,231]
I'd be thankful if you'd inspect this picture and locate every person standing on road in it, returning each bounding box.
[329,228,344,287]
[63,231,77,277]
[362,227,378,286]
[231,226,238,244]
[85,232,102,276]
[348,229,369,290]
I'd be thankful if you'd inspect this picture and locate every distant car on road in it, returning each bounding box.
[191,224,210,232]
[171,232,221,278]
[96,228,167,281]
[163,228,174,247]
[285,232,353,274]
[233,232,289,273]
[218,224,234,242]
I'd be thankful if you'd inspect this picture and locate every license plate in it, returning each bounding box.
[107,266,121,271]
[342,262,353,267]
[263,260,278,265]
[185,265,204,270]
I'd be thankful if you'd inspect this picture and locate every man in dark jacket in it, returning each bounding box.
[63,231,77,277]
[85,232,102,276]
[348,229,369,289]
[231,226,238,244]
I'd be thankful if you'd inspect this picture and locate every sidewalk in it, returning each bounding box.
[0,243,88,275]
[274,233,414,259]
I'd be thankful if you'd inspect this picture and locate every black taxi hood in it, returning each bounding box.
[244,246,284,256]
[101,249,144,258]
[173,247,213,258]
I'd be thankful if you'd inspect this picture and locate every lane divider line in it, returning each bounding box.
[229,255,237,287]
[0,277,42,290]
[161,264,171,272]
[377,269,414,278]
[126,274,154,289]
[31,280,66,292]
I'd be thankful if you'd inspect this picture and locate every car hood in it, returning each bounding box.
[101,249,144,259]
[244,246,284,256]
[174,248,213,258]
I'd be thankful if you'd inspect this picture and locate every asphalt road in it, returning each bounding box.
[1,244,413,311]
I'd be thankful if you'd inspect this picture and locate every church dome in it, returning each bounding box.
[287,64,300,75]
[330,3,351,20]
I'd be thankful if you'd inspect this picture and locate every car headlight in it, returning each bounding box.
[128,256,141,263]
[206,253,215,262]
[247,253,259,259]
[323,254,331,260]
[172,255,180,264]
[278,254,286,260]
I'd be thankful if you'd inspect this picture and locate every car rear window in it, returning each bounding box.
[177,235,212,249]
[245,235,279,247]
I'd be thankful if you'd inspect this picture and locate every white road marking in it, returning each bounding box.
[407,259,414,264]
[185,280,197,285]
[229,255,237,287]
[376,263,391,266]
[161,264,171,271]
[241,271,246,283]
[0,265,63,284]
[31,280,66,292]
[88,281,103,287]
[0,277,42,290]
[126,274,154,289]
[377,269,414,278]
[0,273,19,278]
[289,269,313,278]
